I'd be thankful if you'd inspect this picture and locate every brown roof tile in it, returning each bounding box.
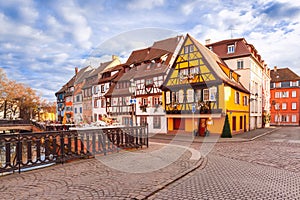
[270,68,300,82]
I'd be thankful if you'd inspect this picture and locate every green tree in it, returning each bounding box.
[221,114,232,138]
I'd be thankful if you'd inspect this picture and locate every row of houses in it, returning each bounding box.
[55,33,299,135]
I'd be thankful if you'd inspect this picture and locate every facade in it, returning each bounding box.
[132,36,183,133]
[206,38,270,129]
[105,36,183,133]
[82,56,121,123]
[161,34,250,135]
[270,67,300,126]
[73,66,93,124]
[55,73,76,124]
[93,64,124,123]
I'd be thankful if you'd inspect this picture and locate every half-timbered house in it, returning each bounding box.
[132,36,183,133]
[161,34,250,135]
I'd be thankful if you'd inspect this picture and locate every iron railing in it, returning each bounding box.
[0,125,148,174]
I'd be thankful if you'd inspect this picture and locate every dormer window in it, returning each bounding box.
[227,44,235,54]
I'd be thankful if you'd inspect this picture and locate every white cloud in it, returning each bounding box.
[127,0,164,10]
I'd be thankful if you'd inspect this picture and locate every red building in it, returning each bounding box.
[270,67,300,126]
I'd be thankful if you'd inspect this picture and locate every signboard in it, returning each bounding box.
[130,99,137,104]
[192,105,196,113]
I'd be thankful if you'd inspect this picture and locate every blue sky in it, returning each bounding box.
[1,0,300,102]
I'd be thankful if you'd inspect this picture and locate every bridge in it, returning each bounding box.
[0,123,148,174]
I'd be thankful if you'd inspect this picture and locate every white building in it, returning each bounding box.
[207,38,271,129]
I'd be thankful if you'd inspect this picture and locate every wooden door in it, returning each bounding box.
[198,118,207,136]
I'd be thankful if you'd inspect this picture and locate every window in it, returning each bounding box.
[275,103,280,110]
[178,90,184,103]
[243,96,248,106]
[281,115,289,122]
[122,117,131,126]
[282,91,289,98]
[282,103,287,110]
[240,116,243,130]
[101,98,106,108]
[291,81,299,87]
[227,45,235,53]
[235,91,240,104]
[153,116,161,129]
[145,78,153,86]
[166,91,170,104]
[153,97,160,106]
[237,60,244,69]
[203,89,209,101]
[275,92,280,98]
[209,87,217,101]
[184,44,194,54]
[190,67,199,75]
[101,85,105,93]
[187,89,194,103]
[292,115,297,122]
[94,99,98,108]
[142,98,148,105]
[74,108,77,114]
[292,103,297,110]
[79,107,82,113]
[140,116,147,126]
[195,89,201,102]
[281,81,290,88]
[292,91,297,98]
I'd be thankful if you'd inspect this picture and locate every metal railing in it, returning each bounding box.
[0,125,148,174]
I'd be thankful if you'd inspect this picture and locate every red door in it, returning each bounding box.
[174,118,185,130]
[198,118,207,136]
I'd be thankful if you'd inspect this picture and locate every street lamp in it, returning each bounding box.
[129,79,136,126]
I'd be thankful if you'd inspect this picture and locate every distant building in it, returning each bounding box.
[270,67,300,126]
[206,38,271,129]
[73,66,93,124]
[82,56,121,123]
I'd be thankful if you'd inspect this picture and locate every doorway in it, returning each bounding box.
[174,118,185,130]
[198,118,207,136]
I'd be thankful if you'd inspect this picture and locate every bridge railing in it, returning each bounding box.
[0,125,148,174]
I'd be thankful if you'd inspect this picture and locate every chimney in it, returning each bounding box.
[112,55,119,60]
[274,66,277,72]
[75,67,78,75]
[205,39,211,45]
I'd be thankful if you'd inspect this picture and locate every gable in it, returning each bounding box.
[165,36,218,87]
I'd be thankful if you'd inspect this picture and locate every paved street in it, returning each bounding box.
[149,127,300,199]
[0,127,299,199]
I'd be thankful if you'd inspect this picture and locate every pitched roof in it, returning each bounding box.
[270,68,300,82]
[55,75,76,95]
[74,66,93,85]
[188,34,249,93]
[126,48,150,65]
[206,38,251,59]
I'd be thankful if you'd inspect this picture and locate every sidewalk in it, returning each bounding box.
[0,143,203,200]
[150,126,280,143]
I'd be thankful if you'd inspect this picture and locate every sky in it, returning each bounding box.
[1,0,300,102]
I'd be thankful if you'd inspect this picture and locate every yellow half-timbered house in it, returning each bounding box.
[161,34,250,135]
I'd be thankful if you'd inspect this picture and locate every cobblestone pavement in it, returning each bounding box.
[1,127,299,199]
[0,143,201,200]
[149,155,300,199]
[149,127,300,199]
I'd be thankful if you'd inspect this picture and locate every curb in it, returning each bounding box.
[150,128,281,144]
[248,127,281,141]
[140,156,205,200]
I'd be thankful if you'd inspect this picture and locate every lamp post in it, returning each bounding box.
[129,79,136,126]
